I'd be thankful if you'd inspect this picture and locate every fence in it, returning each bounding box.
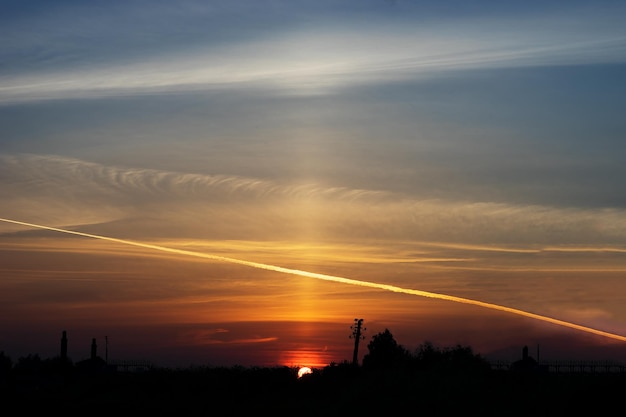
[490,360,626,373]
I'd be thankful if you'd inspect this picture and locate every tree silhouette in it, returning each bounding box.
[413,341,490,372]
[362,328,410,369]
[0,351,11,370]
[0,351,12,384]
[15,354,42,375]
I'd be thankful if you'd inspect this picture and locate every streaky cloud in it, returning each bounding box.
[1,216,625,343]
[418,242,626,255]
[2,11,626,103]
[3,153,626,246]
[0,154,387,202]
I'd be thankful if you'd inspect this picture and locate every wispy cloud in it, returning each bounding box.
[2,9,625,103]
[3,153,626,247]
[0,153,386,202]
[179,328,278,346]
[3,215,626,343]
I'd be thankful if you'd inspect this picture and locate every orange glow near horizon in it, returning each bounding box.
[2,217,626,345]
[280,349,331,369]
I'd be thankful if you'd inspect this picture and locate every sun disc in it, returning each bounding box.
[297,366,312,378]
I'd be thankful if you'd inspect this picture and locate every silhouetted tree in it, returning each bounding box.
[0,351,11,371]
[0,351,12,385]
[413,341,490,373]
[362,328,410,369]
[41,355,74,375]
[15,354,42,375]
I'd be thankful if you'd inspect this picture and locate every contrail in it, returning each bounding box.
[2,217,626,343]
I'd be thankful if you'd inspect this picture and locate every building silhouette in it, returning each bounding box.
[510,345,545,373]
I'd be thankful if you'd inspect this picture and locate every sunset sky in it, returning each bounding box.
[2,0,626,369]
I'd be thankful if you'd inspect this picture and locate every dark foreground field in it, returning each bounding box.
[2,362,624,416]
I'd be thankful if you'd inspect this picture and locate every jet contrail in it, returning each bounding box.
[2,217,626,342]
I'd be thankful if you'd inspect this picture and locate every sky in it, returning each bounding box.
[2,0,626,369]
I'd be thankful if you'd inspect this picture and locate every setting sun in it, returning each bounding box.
[297,367,313,378]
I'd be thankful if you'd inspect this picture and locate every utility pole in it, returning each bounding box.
[350,318,365,366]
[105,336,108,364]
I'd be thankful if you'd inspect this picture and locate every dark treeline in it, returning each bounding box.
[1,329,625,416]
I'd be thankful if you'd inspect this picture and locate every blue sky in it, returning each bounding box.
[2,1,626,366]
[2,1,626,210]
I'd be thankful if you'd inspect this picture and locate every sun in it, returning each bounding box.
[297,366,313,378]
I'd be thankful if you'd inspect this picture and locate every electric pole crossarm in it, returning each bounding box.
[349,318,366,366]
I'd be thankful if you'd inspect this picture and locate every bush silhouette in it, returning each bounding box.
[413,341,491,373]
[362,328,411,370]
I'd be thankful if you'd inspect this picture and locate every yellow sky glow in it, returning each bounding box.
[2,216,626,344]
